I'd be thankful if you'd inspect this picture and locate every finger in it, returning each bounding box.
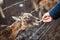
[42,16,50,21]
[43,18,52,22]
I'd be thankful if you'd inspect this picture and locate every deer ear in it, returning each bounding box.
[12,16,21,21]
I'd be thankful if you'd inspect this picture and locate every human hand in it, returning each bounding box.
[42,12,53,22]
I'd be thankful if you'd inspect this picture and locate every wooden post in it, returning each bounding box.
[0,6,5,18]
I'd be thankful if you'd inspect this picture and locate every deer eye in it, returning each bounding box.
[23,16,29,19]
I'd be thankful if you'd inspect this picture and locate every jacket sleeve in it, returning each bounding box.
[49,2,60,19]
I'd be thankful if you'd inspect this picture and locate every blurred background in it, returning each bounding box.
[0,0,60,40]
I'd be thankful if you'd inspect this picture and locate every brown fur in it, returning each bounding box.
[0,17,27,40]
[32,0,58,18]
[0,13,39,40]
[33,0,58,11]
[39,0,58,10]
[21,13,39,26]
